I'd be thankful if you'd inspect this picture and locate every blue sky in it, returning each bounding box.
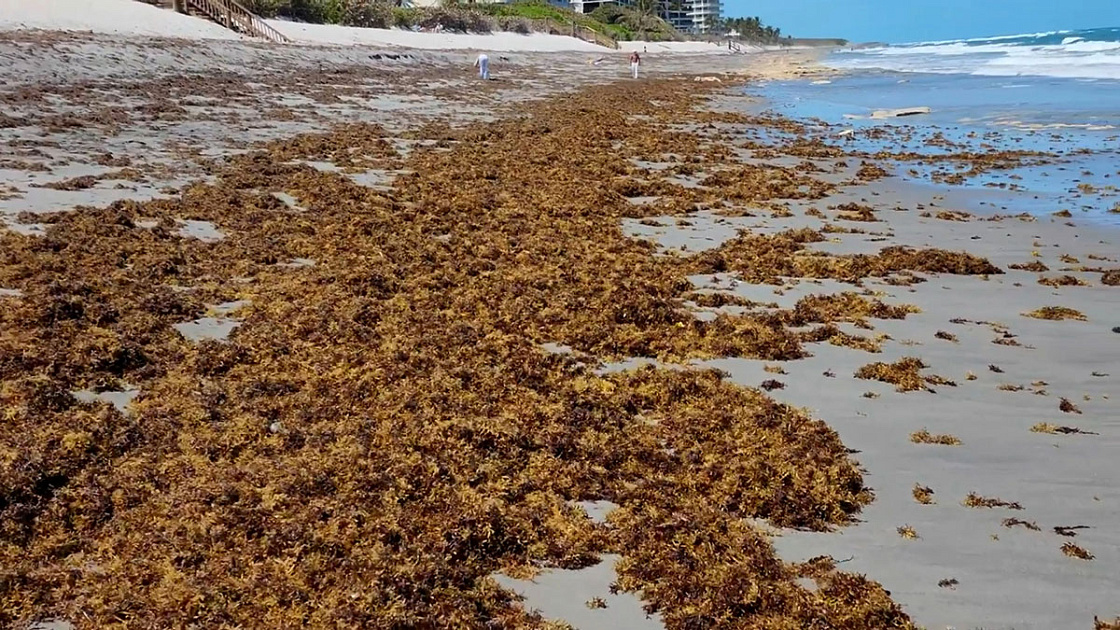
[723,0,1120,43]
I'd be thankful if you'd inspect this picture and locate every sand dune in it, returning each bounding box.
[0,0,244,39]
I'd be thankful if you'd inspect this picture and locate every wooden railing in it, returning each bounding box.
[180,0,291,43]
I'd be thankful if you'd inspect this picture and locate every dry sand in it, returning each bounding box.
[2,12,1116,630]
[0,0,245,40]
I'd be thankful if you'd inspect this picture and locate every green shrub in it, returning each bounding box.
[497,15,532,34]
[338,0,393,27]
[391,7,418,28]
[240,0,291,18]
[285,0,344,23]
[418,7,495,33]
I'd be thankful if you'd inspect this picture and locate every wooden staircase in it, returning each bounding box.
[141,0,291,43]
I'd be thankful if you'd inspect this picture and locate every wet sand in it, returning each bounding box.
[2,27,1118,630]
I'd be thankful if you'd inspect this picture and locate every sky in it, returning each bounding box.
[722,0,1120,43]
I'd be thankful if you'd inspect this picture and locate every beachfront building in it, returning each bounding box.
[567,0,624,15]
[685,0,719,33]
[568,0,718,33]
[660,1,694,32]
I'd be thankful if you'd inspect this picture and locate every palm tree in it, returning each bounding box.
[632,0,660,40]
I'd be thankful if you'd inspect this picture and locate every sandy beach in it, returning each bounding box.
[1,7,1118,630]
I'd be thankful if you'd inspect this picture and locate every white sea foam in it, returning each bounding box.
[831,28,1120,80]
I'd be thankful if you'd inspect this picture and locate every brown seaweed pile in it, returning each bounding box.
[855,358,953,393]
[691,237,1002,285]
[1024,307,1087,321]
[1031,422,1095,435]
[1002,518,1040,531]
[1038,275,1090,287]
[912,485,935,504]
[1010,261,1050,272]
[832,202,879,222]
[0,79,918,628]
[910,430,962,446]
[1061,542,1094,561]
[963,493,1023,510]
[1060,398,1083,414]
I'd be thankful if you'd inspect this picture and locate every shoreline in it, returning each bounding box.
[2,26,1118,630]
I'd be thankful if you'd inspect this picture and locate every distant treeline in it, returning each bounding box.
[242,0,681,42]
[710,16,784,43]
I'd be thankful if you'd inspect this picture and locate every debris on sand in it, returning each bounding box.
[1101,270,1120,286]
[1037,275,1089,287]
[1054,525,1091,537]
[856,162,889,181]
[691,234,1001,285]
[1024,307,1087,321]
[934,330,958,342]
[912,484,935,504]
[897,525,919,539]
[938,578,959,589]
[1010,261,1049,272]
[1031,422,1095,435]
[963,493,1023,510]
[1060,542,1094,560]
[910,430,961,445]
[871,107,931,119]
[833,202,880,222]
[855,358,953,392]
[1002,518,1040,531]
[1059,398,1083,414]
[33,174,99,190]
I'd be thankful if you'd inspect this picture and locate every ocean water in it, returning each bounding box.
[831,27,1120,81]
[748,27,1120,225]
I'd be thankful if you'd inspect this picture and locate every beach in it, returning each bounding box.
[2,9,1119,630]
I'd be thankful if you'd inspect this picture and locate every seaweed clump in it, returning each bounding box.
[1038,275,1089,287]
[1031,422,1094,435]
[1024,307,1087,321]
[912,484,935,504]
[1061,542,1094,561]
[910,430,962,446]
[1060,398,1083,414]
[1010,261,1049,272]
[690,235,1002,285]
[963,493,1023,510]
[855,358,953,392]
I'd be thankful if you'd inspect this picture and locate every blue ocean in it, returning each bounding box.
[752,27,1120,225]
[833,27,1120,80]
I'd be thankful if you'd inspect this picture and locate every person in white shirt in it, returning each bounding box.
[629,51,641,79]
[474,53,490,80]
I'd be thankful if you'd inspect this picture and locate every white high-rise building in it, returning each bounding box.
[568,0,720,34]
[686,0,719,33]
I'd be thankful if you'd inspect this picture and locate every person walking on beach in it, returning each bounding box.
[629,51,641,79]
[474,53,490,80]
